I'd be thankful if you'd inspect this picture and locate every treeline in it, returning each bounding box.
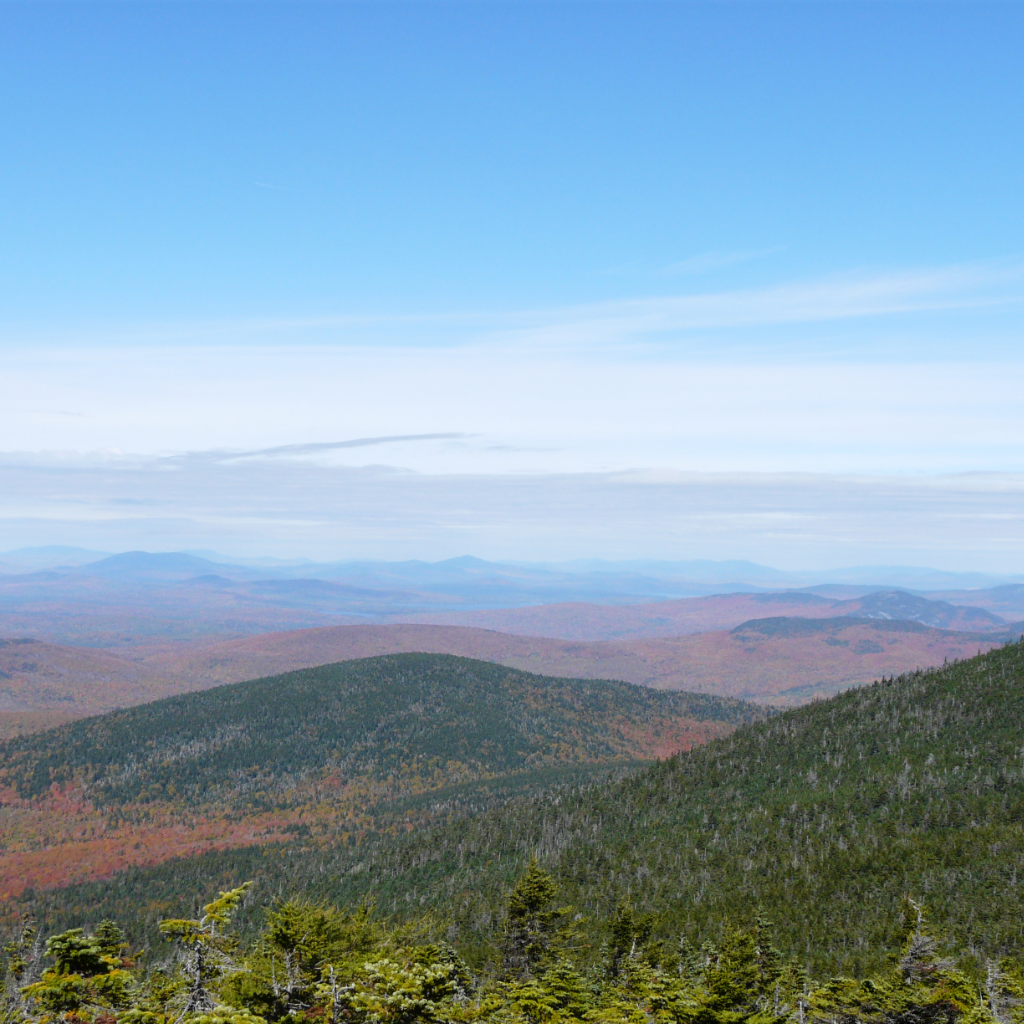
[4,863,1020,1024]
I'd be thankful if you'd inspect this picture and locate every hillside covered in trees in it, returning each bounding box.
[0,654,760,895]
[19,641,1024,985]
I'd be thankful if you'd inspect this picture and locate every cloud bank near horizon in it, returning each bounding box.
[5,346,1024,477]
[2,447,1024,572]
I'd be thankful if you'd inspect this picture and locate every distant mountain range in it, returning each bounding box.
[1,548,1022,747]
[400,588,1015,638]
[3,546,1023,594]
[1,549,1024,647]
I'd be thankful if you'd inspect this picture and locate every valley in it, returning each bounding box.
[3,551,1019,737]
[134,615,1008,706]
[4,582,1024,1020]
[5,551,1024,991]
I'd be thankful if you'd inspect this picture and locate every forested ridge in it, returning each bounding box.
[0,655,759,897]
[0,654,758,806]
[337,638,1024,973]
[6,646,1024,1022]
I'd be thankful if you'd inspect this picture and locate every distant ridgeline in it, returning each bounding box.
[0,653,757,805]
[10,641,1024,984]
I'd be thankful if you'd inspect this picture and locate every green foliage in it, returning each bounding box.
[94,922,128,961]
[605,900,657,979]
[326,957,457,1024]
[10,870,1024,1024]
[219,898,413,1017]
[119,1005,269,1024]
[159,883,254,1018]
[160,883,254,946]
[21,925,131,1016]
[17,643,1024,980]
[182,1006,267,1024]
[262,899,400,976]
[0,654,762,807]
[42,930,109,977]
[501,862,569,980]
[3,922,37,984]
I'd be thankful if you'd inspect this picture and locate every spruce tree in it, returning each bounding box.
[500,859,568,980]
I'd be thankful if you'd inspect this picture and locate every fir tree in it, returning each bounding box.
[500,860,569,980]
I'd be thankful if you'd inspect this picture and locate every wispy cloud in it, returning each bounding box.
[9,259,1021,352]
[4,349,1024,479]
[491,262,1024,348]
[171,434,469,466]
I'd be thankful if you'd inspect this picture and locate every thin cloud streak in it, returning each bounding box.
[171,434,469,465]
[7,260,1023,351]
[490,263,1024,348]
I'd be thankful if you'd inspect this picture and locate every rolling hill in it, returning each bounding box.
[0,637,176,731]
[399,588,1008,639]
[927,583,1024,622]
[0,616,1010,737]
[135,617,1009,706]
[27,640,1024,977]
[0,654,762,896]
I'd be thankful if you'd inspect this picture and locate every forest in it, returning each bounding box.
[2,861,1021,1024]
[0,655,759,897]
[6,644,1024,1022]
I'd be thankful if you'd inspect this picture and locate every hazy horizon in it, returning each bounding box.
[2,545,1022,590]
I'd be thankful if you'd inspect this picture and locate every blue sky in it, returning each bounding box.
[2,2,1024,567]
[3,2,1023,320]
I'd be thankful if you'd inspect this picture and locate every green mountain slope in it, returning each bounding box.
[0,654,762,900]
[0,653,759,807]
[354,638,1024,971]
[20,642,1024,977]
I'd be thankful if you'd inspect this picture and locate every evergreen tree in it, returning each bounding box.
[159,882,254,1018]
[21,926,131,1016]
[605,900,655,979]
[500,860,569,980]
